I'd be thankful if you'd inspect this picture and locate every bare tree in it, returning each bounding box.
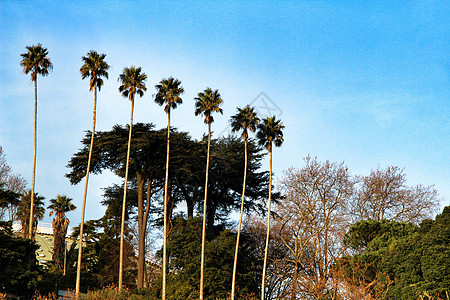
[354,166,440,223]
[275,156,354,299]
[243,215,290,300]
[0,146,11,184]
[0,147,27,221]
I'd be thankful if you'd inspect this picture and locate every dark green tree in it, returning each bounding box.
[67,123,168,291]
[339,206,450,299]
[0,231,40,298]
[70,204,136,292]
[66,124,272,294]
[165,217,260,299]
[67,126,270,228]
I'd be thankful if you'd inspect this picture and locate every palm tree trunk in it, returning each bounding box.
[119,97,134,290]
[29,78,37,240]
[144,179,151,239]
[231,139,248,299]
[75,84,97,297]
[200,122,212,300]
[261,148,273,300]
[162,111,171,300]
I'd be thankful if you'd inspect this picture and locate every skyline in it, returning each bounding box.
[1,1,449,226]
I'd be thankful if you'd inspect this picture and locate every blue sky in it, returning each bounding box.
[0,0,449,225]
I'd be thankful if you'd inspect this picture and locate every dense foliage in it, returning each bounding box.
[339,206,450,299]
[164,217,260,299]
[0,117,446,299]
[0,225,40,297]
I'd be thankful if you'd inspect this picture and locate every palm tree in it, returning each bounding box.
[194,87,224,300]
[48,195,76,270]
[257,116,284,300]
[76,50,109,296]
[229,106,259,299]
[20,44,52,239]
[118,66,147,290]
[154,77,184,297]
[16,189,45,241]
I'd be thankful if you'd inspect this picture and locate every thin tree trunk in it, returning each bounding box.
[261,148,273,300]
[186,194,194,219]
[119,97,134,290]
[143,179,152,287]
[200,122,211,300]
[137,172,145,289]
[75,83,97,297]
[231,139,248,299]
[292,238,298,300]
[29,78,37,240]
[162,111,171,300]
[144,179,151,238]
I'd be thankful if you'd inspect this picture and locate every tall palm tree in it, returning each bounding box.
[154,77,184,298]
[16,189,45,241]
[76,50,109,296]
[257,116,284,300]
[229,105,259,299]
[48,195,76,270]
[194,87,223,300]
[20,44,52,239]
[118,66,147,290]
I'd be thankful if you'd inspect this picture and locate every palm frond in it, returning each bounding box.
[20,43,53,81]
[256,116,285,152]
[230,105,260,141]
[118,66,147,101]
[194,88,224,124]
[80,50,110,91]
[154,77,184,113]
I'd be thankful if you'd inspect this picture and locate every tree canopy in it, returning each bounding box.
[66,123,271,228]
[338,206,450,299]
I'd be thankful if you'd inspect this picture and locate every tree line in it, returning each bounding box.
[0,43,446,299]
[12,44,285,299]
[1,145,445,299]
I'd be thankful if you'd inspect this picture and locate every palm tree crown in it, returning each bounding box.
[17,190,45,239]
[194,88,223,124]
[118,66,147,101]
[20,43,53,80]
[256,116,285,152]
[80,50,109,91]
[230,105,260,141]
[154,77,184,113]
[48,195,76,217]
